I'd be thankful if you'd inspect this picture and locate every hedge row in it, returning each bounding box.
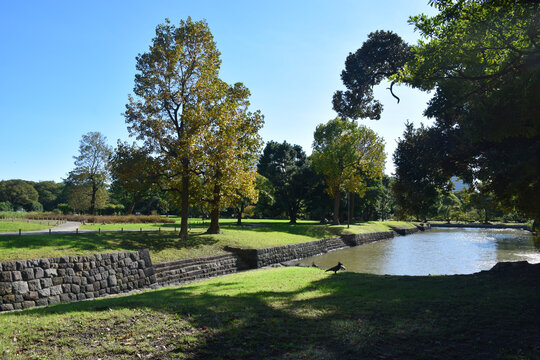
[25,214,176,224]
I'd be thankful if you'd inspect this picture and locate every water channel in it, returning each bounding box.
[299,227,539,275]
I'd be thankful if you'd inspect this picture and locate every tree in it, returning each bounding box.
[109,142,158,214]
[66,181,108,214]
[124,18,223,239]
[200,83,263,234]
[252,174,278,219]
[0,180,40,211]
[312,118,386,225]
[401,0,540,228]
[339,1,540,227]
[34,181,64,212]
[68,132,111,215]
[333,30,411,120]
[257,141,312,224]
[438,192,462,223]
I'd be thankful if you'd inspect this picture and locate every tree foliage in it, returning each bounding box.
[0,180,39,211]
[124,18,223,238]
[34,181,64,212]
[258,141,312,224]
[333,30,411,120]
[109,142,158,214]
[200,83,263,233]
[341,0,539,226]
[312,118,386,224]
[124,18,263,236]
[68,132,112,215]
[398,0,540,225]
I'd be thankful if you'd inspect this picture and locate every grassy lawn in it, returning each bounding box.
[0,221,54,233]
[0,221,415,263]
[1,266,538,359]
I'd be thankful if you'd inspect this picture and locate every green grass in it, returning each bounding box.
[0,221,416,263]
[0,221,54,233]
[1,267,538,359]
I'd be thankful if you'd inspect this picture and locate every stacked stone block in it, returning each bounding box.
[154,254,241,286]
[0,249,156,312]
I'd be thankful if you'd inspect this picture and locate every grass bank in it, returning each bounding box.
[1,266,538,359]
[0,221,54,233]
[0,221,415,262]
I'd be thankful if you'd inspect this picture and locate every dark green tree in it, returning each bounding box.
[0,180,40,211]
[257,141,311,224]
[333,30,411,120]
[339,0,540,227]
[34,181,64,212]
[392,123,445,221]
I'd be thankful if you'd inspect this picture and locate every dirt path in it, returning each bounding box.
[0,221,82,236]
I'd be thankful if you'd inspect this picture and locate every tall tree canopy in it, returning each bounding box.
[332,30,411,120]
[338,0,540,226]
[199,82,263,234]
[68,132,112,215]
[124,18,263,237]
[124,18,223,239]
[312,118,386,225]
[258,141,311,224]
[0,180,39,211]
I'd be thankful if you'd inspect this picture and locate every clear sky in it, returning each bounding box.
[0,1,438,182]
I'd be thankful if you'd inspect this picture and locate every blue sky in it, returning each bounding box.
[0,1,438,182]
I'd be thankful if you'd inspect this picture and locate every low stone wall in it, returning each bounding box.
[0,249,156,312]
[227,230,398,268]
[154,254,243,287]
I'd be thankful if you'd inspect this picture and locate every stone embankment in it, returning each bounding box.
[1,226,422,312]
[154,254,247,287]
[0,249,156,312]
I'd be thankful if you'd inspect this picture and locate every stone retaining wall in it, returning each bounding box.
[227,230,398,268]
[0,249,156,312]
[154,254,244,287]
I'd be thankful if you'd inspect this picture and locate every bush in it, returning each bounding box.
[25,214,175,224]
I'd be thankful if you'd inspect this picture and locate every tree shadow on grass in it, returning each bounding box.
[15,268,540,359]
[0,232,219,254]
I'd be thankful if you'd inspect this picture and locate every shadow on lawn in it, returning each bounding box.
[17,270,540,359]
[0,232,218,253]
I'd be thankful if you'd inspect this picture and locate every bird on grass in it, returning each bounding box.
[325,262,346,274]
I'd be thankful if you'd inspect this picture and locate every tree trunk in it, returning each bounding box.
[332,193,340,225]
[129,198,136,215]
[349,193,355,225]
[236,203,245,226]
[90,181,97,215]
[289,203,297,224]
[207,206,221,234]
[206,183,221,234]
[179,159,189,239]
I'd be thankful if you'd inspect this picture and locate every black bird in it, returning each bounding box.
[325,262,346,274]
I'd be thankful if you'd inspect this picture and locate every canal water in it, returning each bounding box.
[299,227,539,275]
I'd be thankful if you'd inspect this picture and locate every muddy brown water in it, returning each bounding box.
[299,227,539,275]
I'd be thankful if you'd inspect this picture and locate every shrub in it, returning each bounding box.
[25,214,175,224]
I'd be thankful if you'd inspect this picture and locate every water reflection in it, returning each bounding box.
[299,228,538,275]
